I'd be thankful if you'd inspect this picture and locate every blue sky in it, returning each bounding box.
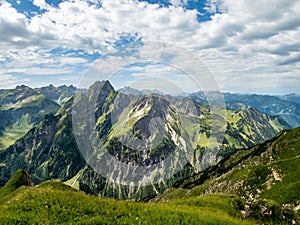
[0,0,299,94]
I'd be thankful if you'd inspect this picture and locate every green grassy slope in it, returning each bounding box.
[0,177,256,225]
[0,169,32,204]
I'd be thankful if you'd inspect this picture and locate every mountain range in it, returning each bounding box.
[0,81,295,201]
[118,87,300,129]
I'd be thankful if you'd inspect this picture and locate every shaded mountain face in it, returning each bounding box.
[0,86,60,149]
[157,126,300,224]
[0,81,290,200]
[0,104,85,187]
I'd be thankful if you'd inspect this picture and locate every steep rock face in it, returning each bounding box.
[94,80,115,120]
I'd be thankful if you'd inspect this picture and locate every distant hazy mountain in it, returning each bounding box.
[35,84,76,105]
[224,93,300,128]
[0,81,290,200]
[118,86,165,96]
[190,92,300,128]
[279,93,300,106]
[118,86,144,95]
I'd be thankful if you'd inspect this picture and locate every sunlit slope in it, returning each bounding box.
[0,171,256,225]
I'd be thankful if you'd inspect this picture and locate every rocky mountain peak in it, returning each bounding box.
[135,95,171,118]
[87,81,114,102]
[89,80,113,92]
[127,95,177,145]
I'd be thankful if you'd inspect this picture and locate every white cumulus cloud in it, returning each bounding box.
[0,0,299,93]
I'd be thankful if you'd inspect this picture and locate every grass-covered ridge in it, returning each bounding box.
[0,173,256,225]
[0,169,32,204]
